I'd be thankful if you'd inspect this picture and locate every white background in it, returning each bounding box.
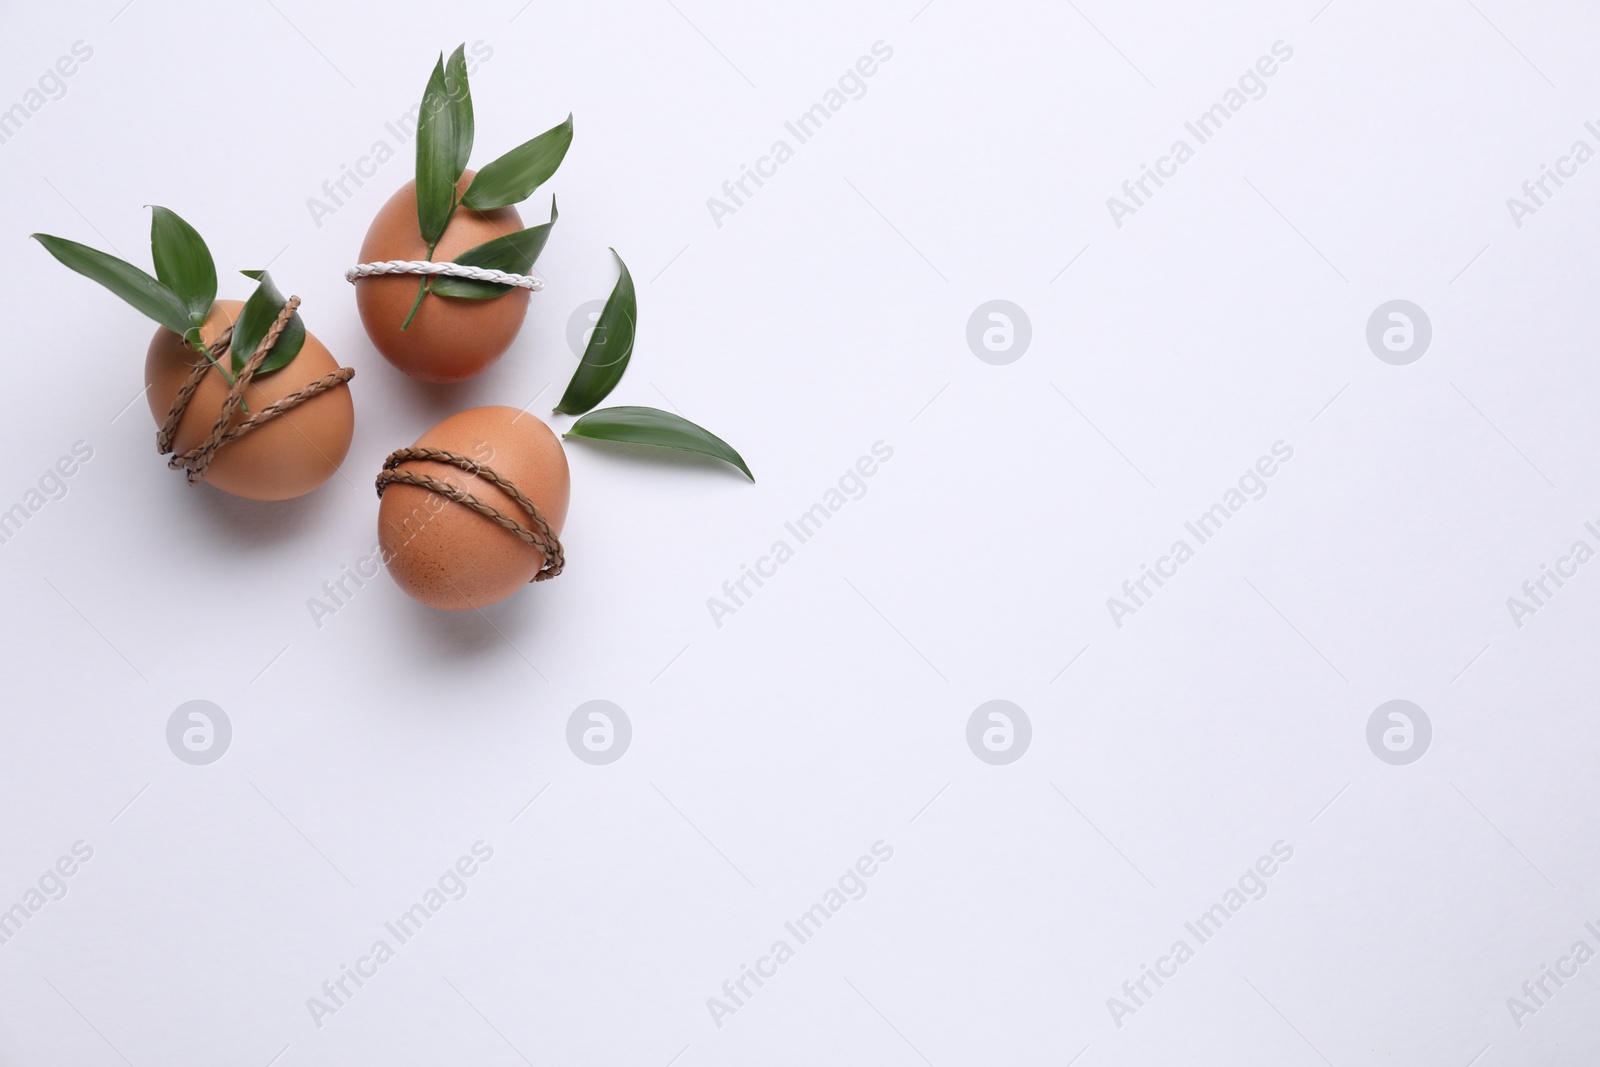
[2,0,1598,1063]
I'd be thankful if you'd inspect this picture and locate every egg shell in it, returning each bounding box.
[355,172,530,383]
[378,406,570,610]
[145,299,354,501]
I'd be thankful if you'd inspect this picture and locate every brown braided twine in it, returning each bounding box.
[156,297,356,486]
[375,447,565,582]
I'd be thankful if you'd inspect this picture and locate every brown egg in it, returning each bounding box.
[355,172,531,383]
[145,300,354,501]
[378,406,570,610]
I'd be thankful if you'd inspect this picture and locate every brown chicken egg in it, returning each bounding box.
[355,173,530,383]
[378,406,570,610]
[145,299,354,501]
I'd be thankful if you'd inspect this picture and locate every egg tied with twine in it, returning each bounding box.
[156,297,355,487]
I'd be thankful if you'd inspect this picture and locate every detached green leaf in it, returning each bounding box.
[231,269,305,377]
[555,249,634,415]
[443,44,474,177]
[431,198,558,299]
[461,114,573,210]
[565,406,753,481]
[149,206,217,329]
[416,54,465,244]
[32,232,190,335]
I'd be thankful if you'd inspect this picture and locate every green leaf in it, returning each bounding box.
[565,406,753,481]
[555,249,634,415]
[416,54,465,244]
[431,198,558,299]
[443,44,474,177]
[230,269,305,377]
[32,232,191,335]
[460,114,573,211]
[148,206,216,328]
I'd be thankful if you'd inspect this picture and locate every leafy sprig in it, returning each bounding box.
[32,208,304,382]
[400,44,749,479]
[401,44,573,329]
[556,252,753,481]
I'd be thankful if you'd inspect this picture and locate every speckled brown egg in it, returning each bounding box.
[145,299,354,501]
[378,406,570,610]
[355,172,530,383]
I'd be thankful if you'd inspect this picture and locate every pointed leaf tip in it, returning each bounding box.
[460,113,573,210]
[430,197,559,299]
[415,54,467,244]
[33,232,191,335]
[230,269,306,377]
[554,251,635,415]
[149,205,217,327]
[565,406,753,481]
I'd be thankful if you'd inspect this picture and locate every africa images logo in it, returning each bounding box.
[1366,700,1430,766]
[1105,41,1294,228]
[705,841,894,1029]
[967,701,1031,765]
[1106,842,1294,1028]
[1106,442,1294,627]
[567,700,631,765]
[166,700,231,765]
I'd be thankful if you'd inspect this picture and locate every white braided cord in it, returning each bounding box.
[344,260,544,291]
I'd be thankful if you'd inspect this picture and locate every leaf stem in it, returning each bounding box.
[187,336,250,416]
[401,193,457,332]
[400,275,432,331]
[189,337,233,384]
